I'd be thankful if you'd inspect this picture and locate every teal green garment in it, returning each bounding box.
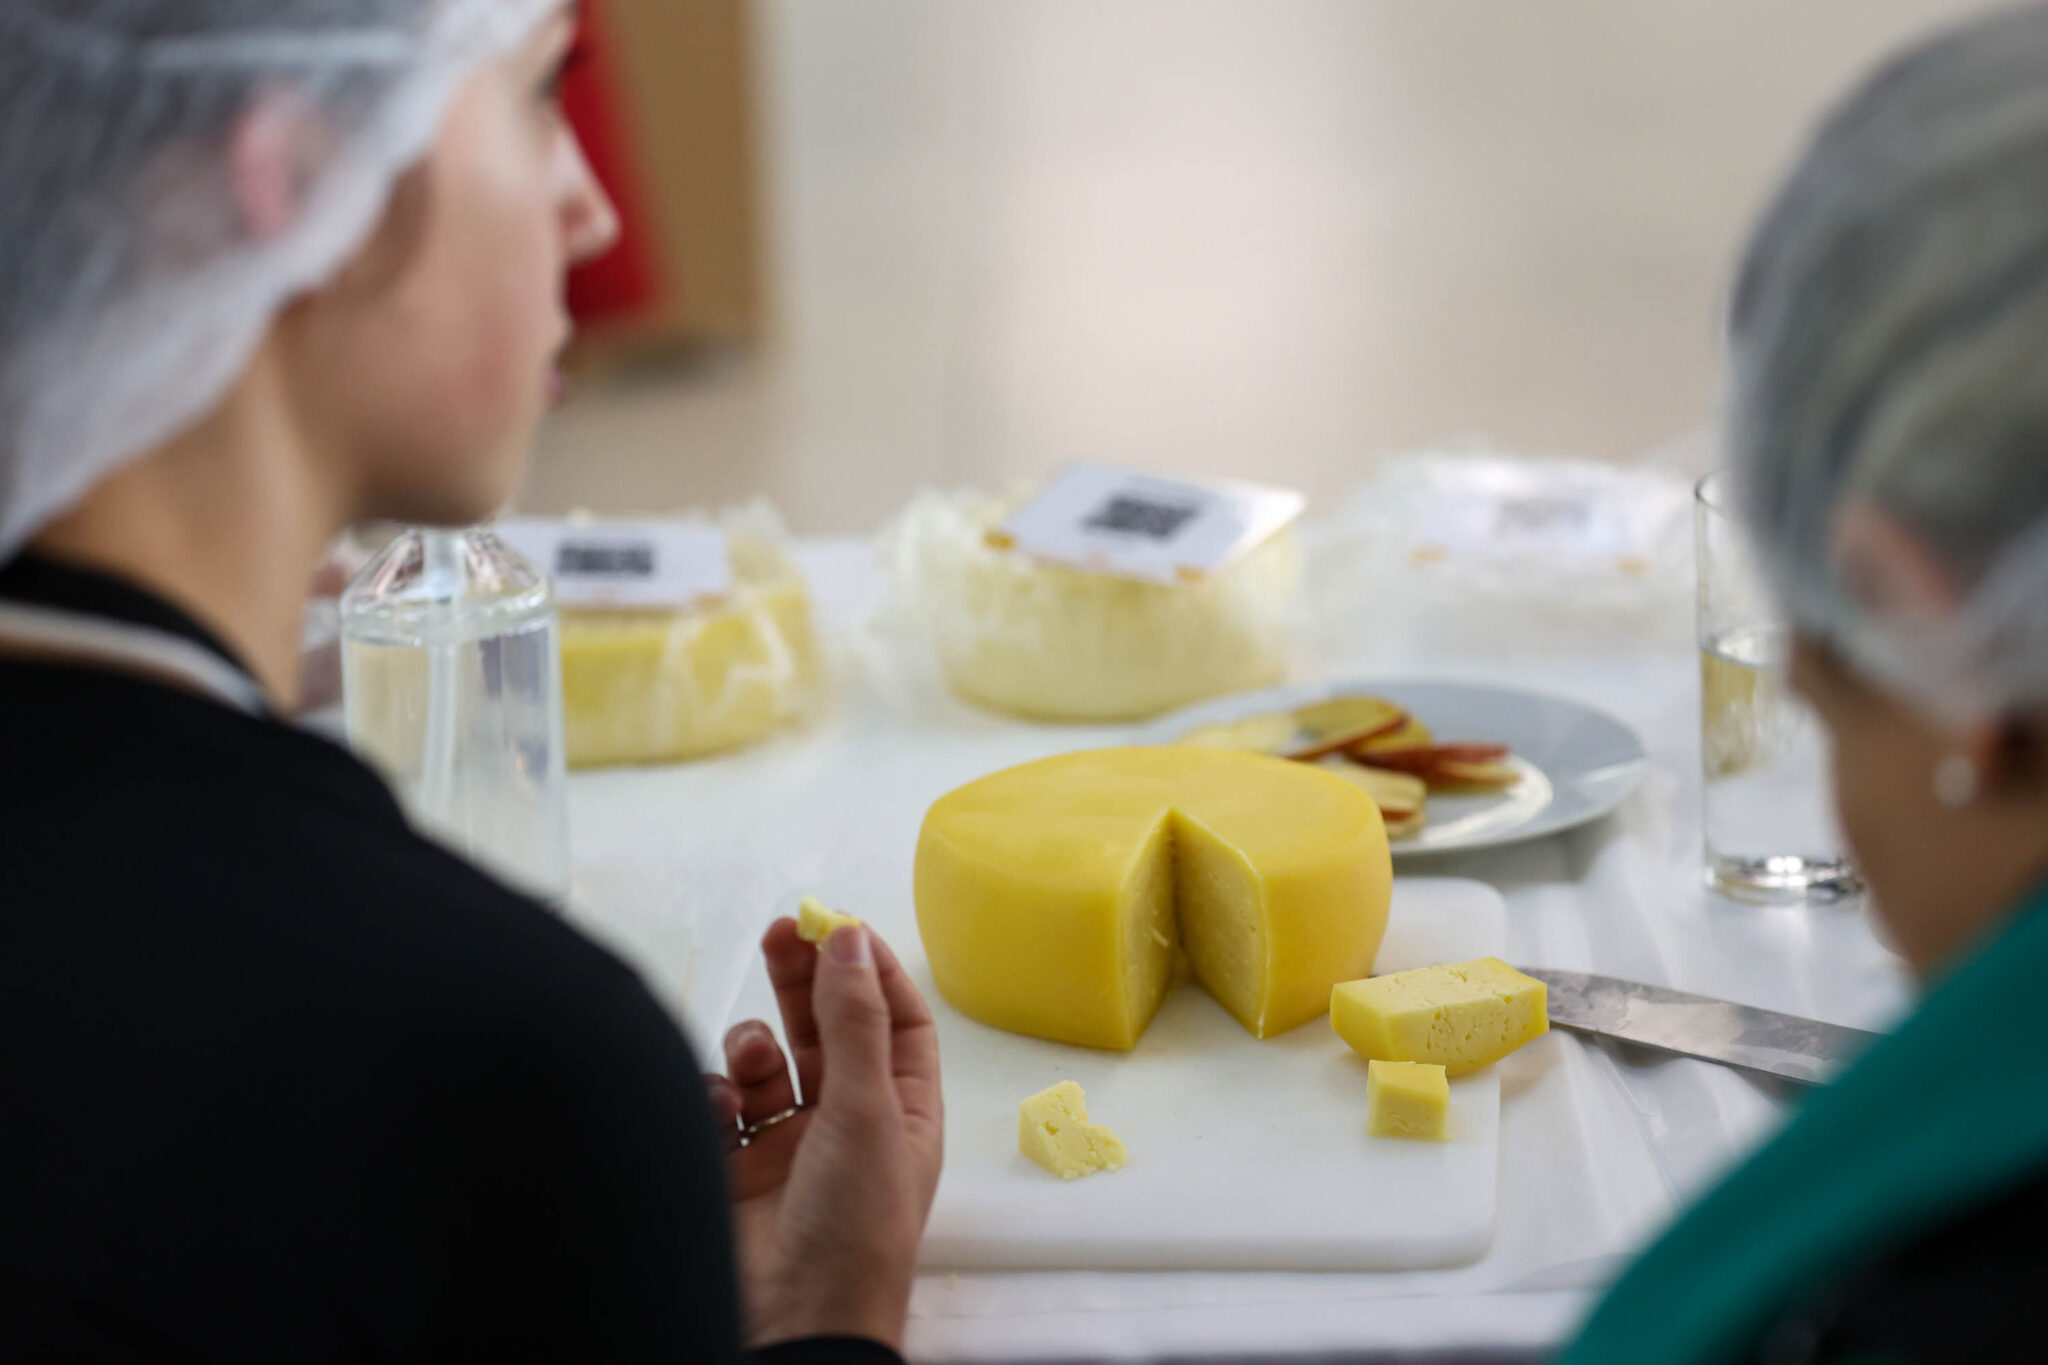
[1558,884,2048,1365]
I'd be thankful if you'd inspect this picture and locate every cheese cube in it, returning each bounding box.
[796,897,862,944]
[916,747,1392,1049]
[1366,1060,1449,1141]
[1018,1081,1128,1180]
[1331,958,1548,1077]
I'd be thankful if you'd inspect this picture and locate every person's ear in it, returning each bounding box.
[229,90,318,240]
[1830,498,2014,794]
[1829,498,1964,633]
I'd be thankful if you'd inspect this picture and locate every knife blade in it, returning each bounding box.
[1519,968,1882,1086]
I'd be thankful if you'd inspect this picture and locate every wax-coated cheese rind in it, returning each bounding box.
[1331,957,1548,1077]
[918,812,1172,1051]
[1366,1060,1450,1141]
[1018,1081,1129,1180]
[915,747,1390,1049]
[796,897,862,944]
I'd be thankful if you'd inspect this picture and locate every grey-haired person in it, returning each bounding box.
[1562,6,2048,1362]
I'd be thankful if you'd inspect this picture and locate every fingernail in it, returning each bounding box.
[828,925,871,966]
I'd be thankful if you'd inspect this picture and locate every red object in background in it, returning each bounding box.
[561,0,665,328]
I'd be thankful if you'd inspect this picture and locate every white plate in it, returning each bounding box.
[1134,679,1649,856]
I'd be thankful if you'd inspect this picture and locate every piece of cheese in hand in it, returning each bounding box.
[916,747,1391,1049]
[1019,1081,1128,1180]
[796,897,862,944]
[1366,1060,1450,1141]
[1331,958,1548,1077]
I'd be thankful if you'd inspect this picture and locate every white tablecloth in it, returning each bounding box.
[562,538,1912,1364]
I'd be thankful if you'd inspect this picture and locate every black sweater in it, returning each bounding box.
[0,555,896,1365]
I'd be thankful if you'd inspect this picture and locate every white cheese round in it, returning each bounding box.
[884,490,1300,722]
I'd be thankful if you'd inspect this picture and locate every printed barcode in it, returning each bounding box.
[1492,496,1593,536]
[557,542,657,577]
[1083,494,1201,540]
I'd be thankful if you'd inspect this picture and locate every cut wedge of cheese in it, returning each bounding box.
[1331,957,1548,1077]
[915,747,1392,1049]
[1018,1081,1128,1179]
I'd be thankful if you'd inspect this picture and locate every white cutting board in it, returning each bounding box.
[912,877,1505,1272]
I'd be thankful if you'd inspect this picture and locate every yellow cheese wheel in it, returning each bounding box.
[915,747,1392,1049]
[559,535,817,767]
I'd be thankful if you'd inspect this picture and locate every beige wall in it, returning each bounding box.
[526,0,2001,533]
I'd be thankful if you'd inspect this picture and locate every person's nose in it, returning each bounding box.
[559,131,620,267]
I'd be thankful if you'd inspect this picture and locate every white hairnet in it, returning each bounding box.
[1729,4,2048,725]
[0,0,562,560]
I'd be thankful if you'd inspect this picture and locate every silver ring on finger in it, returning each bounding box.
[741,1105,803,1142]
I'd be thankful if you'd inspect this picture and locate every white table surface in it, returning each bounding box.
[561,537,1913,1364]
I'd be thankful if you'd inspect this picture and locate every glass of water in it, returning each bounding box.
[1696,472,1861,903]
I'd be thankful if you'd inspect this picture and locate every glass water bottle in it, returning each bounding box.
[340,527,570,902]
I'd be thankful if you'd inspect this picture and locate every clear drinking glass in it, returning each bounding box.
[340,527,571,903]
[1696,473,1861,903]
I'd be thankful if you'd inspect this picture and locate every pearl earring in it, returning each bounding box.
[1934,753,1980,809]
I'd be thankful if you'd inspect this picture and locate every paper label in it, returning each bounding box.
[494,518,732,609]
[995,463,1305,584]
[1413,488,1645,568]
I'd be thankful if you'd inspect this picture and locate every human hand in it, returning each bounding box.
[705,919,944,1352]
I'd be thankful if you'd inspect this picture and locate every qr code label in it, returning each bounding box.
[495,518,732,607]
[995,462,1304,584]
[1083,494,1202,541]
[557,541,657,577]
[1492,497,1590,537]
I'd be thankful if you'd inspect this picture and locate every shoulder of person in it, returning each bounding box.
[334,825,683,1052]
[177,766,697,1079]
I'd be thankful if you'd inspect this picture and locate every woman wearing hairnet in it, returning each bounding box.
[0,4,936,1362]
[1562,7,2048,1362]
